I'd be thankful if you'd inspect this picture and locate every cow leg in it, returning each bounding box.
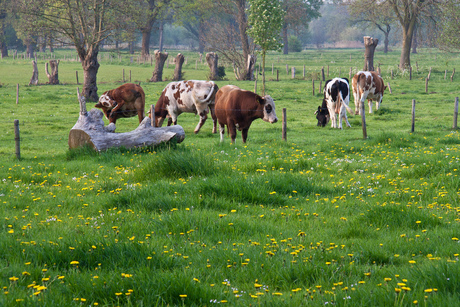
[377,96,382,110]
[227,122,237,143]
[219,124,225,142]
[368,99,373,114]
[156,117,165,127]
[341,106,351,128]
[241,128,249,143]
[137,108,144,123]
[194,111,207,134]
[327,105,337,128]
[209,104,217,134]
[353,90,360,115]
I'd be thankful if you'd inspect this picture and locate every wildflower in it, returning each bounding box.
[179,294,187,298]
[70,261,79,265]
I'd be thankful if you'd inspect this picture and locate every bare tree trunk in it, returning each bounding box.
[237,0,250,64]
[206,52,219,80]
[45,60,60,84]
[129,41,135,54]
[0,20,7,58]
[384,31,389,53]
[150,50,168,82]
[26,41,35,58]
[283,23,288,55]
[363,36,379,71]
[141,30,151,58]
[48,37,54,53]
[81,51,100,102]
[158,21,164,52]
[39,36,46,53]
[411,25,418,54]
[246,54,256,81]
[29,60,39,85]
[173,53,185,81]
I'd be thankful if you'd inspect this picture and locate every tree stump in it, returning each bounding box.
[29,60,39,85]
[46,60,60,84]
[246,54,256,81]
[363,36,379,71]
[173,53,185,81]
[69,92,185,151]
[206,52,219,80]
[150,50,168,82]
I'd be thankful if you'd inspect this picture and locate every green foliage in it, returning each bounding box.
[288,35,302,52]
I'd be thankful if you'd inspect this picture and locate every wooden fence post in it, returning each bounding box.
[282,108,287,141]
[291,67,295,79]
[321,66,325,81]
[277,69,279,81]
[16,84,19,104]
[272,63,274,75]
[130,70,132,82]
[150,104,155,127]
[425,78,428,93]
[76,71,79,85]
[349,67,352,80]
[254,79,257,94]
[361,103,367,139]
[387,82,392,94]
[286,64,289,75]
[14,119,20,160]
[411,99,416,133]
[122,69,125,82]
[451,68,455,82]
[453,97,459,129]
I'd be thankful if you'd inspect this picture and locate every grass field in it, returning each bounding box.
[0,47,459,306]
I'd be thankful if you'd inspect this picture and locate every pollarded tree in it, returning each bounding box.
[247,0,285,95]
[16,0,136,101]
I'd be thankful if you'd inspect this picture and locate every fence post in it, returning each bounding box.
[254,79,257,94]
[387,82,392,94]
[14,119,20,160]
[130,70,132,82]
[286,64,289,75]
[361,103,367,139]
[282,108,287,141]
[76,71,79,85]
[291,67,295,79]
[16,84,19,104]
[277,69,279,82]
[122,69,125,82]
[349,67,352,80]
[312,80,315,96]
[150,104,155,127]
[425,78,428,93]
[451,68,455,82]
[321,66,325,81]
[454,97,459,129]
[411,99,416,133]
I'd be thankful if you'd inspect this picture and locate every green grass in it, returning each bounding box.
[0,48,459,306]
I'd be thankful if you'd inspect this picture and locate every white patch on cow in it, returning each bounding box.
[262,95,278,123]
[98,94,114,108]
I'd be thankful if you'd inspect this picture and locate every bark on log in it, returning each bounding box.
[69,93,185,151]
[150,50,168,82]
[173,53,185,81]
[206,52,219,80]
[29,60,39,85]
[45,60,60,84]
[363,36,379,71]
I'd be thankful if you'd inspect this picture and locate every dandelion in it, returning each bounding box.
[179,294,187,298]
[70,261,79,265]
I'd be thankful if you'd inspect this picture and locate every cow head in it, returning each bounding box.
[261,95,278,123]
[315,101,330,127]
[95,91,117,109]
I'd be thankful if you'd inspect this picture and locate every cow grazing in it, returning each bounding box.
[214,85,278,143]
[352,71,386,115]
[95,83,145,124]
[153,80,218,134]
[319,77,353,129]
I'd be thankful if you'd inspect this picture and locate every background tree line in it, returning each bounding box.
[1,0,460,100]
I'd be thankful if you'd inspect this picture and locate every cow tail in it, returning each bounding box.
[335,92,342,114]
[342,90,353,114]
[202,82,217,104]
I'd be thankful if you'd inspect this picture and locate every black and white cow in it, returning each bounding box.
[315,98,330,127]
[317,77,353,129]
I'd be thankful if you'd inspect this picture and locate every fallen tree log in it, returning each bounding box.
[69,91,185,151]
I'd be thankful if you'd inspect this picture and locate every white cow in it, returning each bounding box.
[323,77,353,129]
[153,80,219,133]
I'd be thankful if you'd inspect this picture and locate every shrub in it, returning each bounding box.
[288,36,302,52]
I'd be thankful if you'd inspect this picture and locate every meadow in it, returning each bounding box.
[0,47,459,306]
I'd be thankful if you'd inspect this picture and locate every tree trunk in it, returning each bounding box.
[150,50,168,82]
[246,54,256,81]
[45,60,60,84]
[48,37,54,53]
[158,21,164,52]
[26,42,34,58]
[39,36,46,53]
[29,60,39,85]
[283,23,288,55]
[237,0,250,64]
[69,94,185,151]
[363,36,379,71]
[129,41,135,54]
[0,21,7,58]
[81,51,100,102]
[206,52,219,80]
[141,29,151,58]
[411,25,418,54]
[173,53,185,81]
[262,51,266,96]
[384,31,389,54]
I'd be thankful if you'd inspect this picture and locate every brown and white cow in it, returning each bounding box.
[95,83,145,124]
[153,80,218,134]
[214,85,278,143]
[352,71,386,115]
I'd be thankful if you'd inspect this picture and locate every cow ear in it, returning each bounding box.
[257,96,264,104]
[95,102,103,108]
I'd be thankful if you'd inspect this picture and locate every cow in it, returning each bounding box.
[352,71,386,115]
[153,80,219,134]
[95,83,145,124]
[314,98,330,127]
[318,77,353,129]
[214,85,278,143]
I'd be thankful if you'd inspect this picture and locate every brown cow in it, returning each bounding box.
[95,83,145,124]
[352,71,386,115]
[214,85,278,143]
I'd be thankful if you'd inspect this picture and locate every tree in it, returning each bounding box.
[281,0,322,54]
[16,0,135,101]
[344,0,395,53]
[437,0,460,51]
[248,0,284,95]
